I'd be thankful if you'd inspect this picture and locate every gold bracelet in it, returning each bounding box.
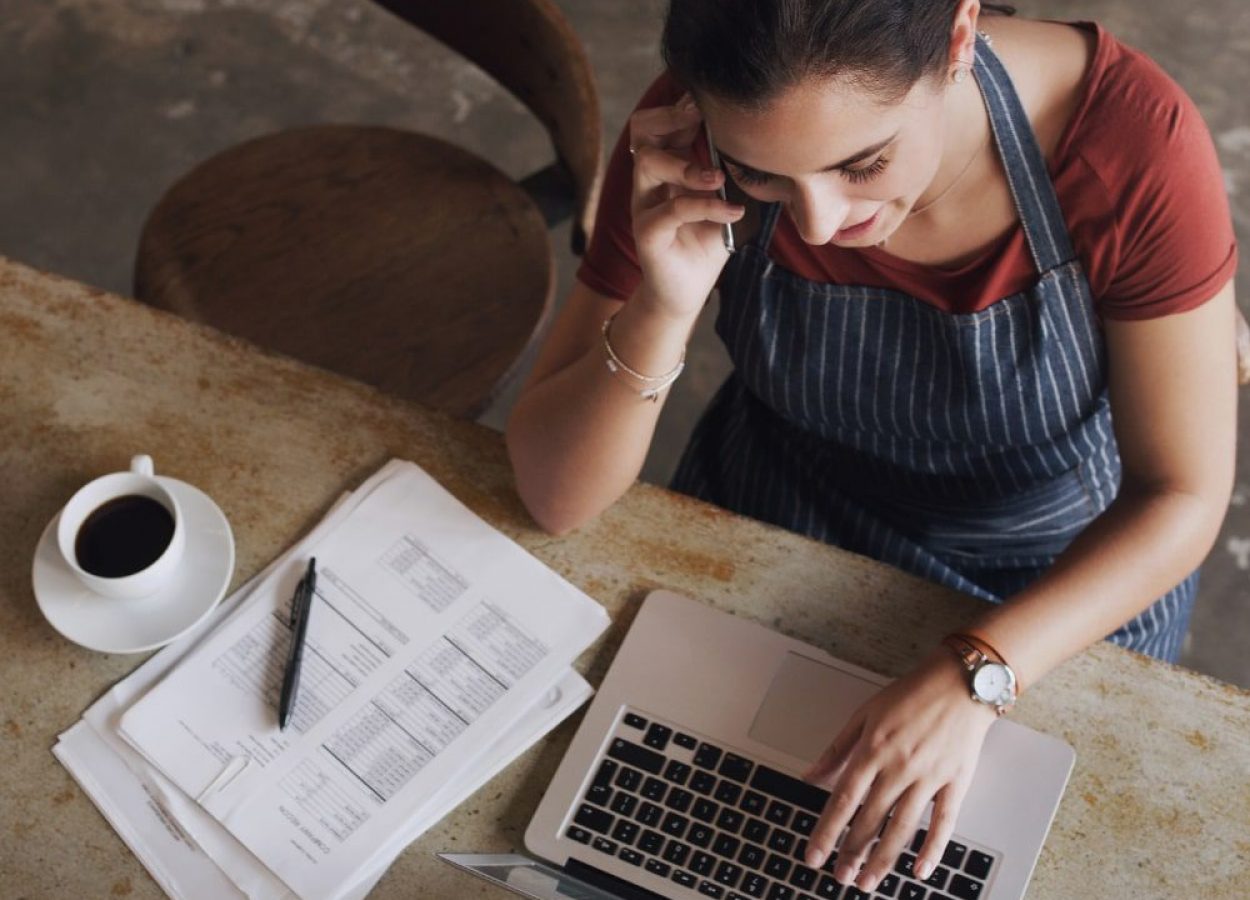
[601,312,686,402]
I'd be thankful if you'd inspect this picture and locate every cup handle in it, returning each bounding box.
[130,454,155,477]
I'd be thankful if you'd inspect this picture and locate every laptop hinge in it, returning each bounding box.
[564,858,669,900]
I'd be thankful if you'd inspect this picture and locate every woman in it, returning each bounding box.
[507,0,1238,892]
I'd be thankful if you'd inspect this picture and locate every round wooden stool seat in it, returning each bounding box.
[134,125,554,418]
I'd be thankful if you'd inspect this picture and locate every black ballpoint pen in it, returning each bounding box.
[278,557,316,731]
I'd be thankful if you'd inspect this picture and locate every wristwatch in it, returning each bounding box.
[942,634,1018,716]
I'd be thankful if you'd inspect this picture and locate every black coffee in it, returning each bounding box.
[74,494,175,578]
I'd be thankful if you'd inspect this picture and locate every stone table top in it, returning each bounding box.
[1,256,1247,898]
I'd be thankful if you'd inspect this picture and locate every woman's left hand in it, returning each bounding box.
[801,648,998,893]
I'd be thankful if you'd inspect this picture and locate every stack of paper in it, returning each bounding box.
[54,459,610,899]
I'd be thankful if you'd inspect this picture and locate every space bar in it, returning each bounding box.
[750,764,829,814]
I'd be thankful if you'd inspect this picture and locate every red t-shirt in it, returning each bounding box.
[577,21,1237,320]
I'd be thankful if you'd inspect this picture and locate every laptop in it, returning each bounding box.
[442,589,1074,899]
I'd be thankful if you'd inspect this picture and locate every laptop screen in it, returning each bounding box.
[439,853,626,900]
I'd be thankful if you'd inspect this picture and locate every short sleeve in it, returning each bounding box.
[1084,49,1237,320]
[576,73,684,302]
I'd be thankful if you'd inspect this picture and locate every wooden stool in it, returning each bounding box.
[134,0,602,419]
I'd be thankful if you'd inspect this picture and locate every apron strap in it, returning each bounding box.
[972,32,1079,274]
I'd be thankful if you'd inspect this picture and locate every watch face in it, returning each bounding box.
[972,663,1013,703]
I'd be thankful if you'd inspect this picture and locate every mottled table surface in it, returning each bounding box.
[1,256,1247,898]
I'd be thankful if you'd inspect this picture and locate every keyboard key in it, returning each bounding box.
[645,723,674,750]
[667,788,694,813]
[592,836,617,855]
[964,851,993,880]
[895,853,917,879]
[593,759,618,789]
[639,829,664,854]
[673,870,697,888]
[661,812,689,838]
[738,842,766,869]
[610,793,638,817]
[692,770,718,795]
[585,784,611,807]
[716,860,745,887]
[794,839,808,863]
[694,743,724,771]
[845,888,872,900]
[744,818,770,843]
[664,840,692,866]
[699,881,726,898]
[877,872,900,897]
[623,712,648,729]
[646,858,671,878]
[750,765,829,814]
[716,780,744,806]
[720,753,755,783]
[615,766,643,791]
[675,732,699,750]
[742,791,768,815]
[923,865,950,890]
[642,776,667,802]
[565,826,591,844]
[689,824,715,848]
[740,872,769,897]
[792,811,818,836]
[766,800,794,827]
[942,841,967,870]
[611,819,640,844]
[899,883,926,900]
[693,798,720,823]
[910,828,928,854]
[714,833,741,858]
[665,760,693,785]
[574,804,614,834]
[619,847,644,866]
[638,801,663,827]
[766,884,794,900]
[768,830,795,854]
[692,851,717,876]
[717,808,745,834]
[789,864,817,889]
[948,873,984,900]
[764,853,792,880]
[814,875,841,898]
[607,738,665,775]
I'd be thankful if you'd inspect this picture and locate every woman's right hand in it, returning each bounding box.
[628,94,745,321]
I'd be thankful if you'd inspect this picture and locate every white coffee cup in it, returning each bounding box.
[56,455,186,599]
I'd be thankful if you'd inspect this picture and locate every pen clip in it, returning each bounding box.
[290,575,307,627]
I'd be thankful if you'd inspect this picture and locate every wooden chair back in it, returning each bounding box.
[374,0,603,253]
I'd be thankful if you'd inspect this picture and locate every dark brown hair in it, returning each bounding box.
[661,0,1015,107]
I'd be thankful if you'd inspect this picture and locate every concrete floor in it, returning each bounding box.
[2,0,1248,687]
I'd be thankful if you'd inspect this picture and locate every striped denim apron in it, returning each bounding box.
[671,33,1198,662]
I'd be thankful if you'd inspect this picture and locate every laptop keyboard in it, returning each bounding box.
[563,710,1000,900]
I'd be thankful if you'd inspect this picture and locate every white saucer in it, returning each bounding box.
[32,476,235,654]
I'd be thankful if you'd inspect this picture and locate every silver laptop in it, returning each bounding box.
[442,589,1074,899]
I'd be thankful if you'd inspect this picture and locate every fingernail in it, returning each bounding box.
[917,860,934,880]
[835,865,854,884]
[678,93,697,111]
[860,874,879,892]
[808,848,826,868]
[701,167,718,182]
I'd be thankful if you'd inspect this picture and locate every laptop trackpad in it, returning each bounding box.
[748,652,882,763]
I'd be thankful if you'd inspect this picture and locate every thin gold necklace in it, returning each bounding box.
[907,126,990,218]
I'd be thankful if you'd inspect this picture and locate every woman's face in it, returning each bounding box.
[700,73,951,247]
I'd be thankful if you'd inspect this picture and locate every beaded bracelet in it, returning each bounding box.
[601,312,686,402]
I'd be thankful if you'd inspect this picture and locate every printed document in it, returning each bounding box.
[115,460,608,898]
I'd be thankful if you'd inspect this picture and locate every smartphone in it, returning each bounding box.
[703,122,736,255]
